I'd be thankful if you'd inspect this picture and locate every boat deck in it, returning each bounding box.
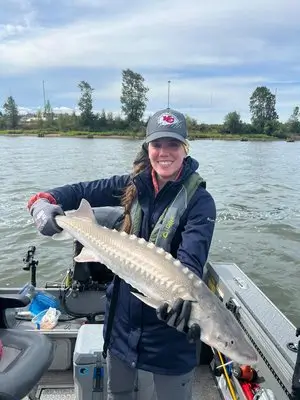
[15,311,221,400]
[24,365,221,399]
[10,260,298,400]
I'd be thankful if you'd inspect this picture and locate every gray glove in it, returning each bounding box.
[30,199,64,236]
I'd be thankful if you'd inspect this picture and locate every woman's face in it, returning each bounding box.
[148,138,186,181]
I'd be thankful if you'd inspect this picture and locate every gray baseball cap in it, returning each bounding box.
[145,108,188,144]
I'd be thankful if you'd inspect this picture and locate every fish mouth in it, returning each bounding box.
[209,338,258,365]
[225,349,258,366]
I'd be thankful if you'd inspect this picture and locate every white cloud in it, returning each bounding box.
[0,24,27,40]
[52,106,75,114]
[0,0,36,40]
[16,106,77,115]
[1,0,299,72]
[0,0,299,123]
[64,0,115,7]
[18,106,33,115]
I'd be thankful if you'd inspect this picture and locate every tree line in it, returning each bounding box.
[0,69,299,138]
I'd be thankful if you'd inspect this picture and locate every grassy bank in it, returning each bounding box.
[188,131,279,141]
[0,129,284,141]
[0,129,138,139]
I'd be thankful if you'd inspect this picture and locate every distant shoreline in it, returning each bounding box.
[0,130,297,142]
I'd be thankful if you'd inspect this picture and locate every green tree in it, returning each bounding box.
[286,106,300,134]
[44,100,54,127]
[120,69,149,124]
[185,115,198,131]
[78,81,94,130]
[114,113,128,130]
[56,113,72,131]
[241,122,254,135]
[36,109,44,129]
[249,86,278,135]
[68,112,80,131]
[0,111,5,129]
[223,111,243,134]
[3,96,19,129]
[98,109,107,130]
[106,111,114,130]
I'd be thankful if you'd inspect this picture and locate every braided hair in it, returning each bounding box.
[121,144,150,233]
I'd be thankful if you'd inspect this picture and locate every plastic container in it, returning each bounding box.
[16,283,37,316]
[29,291,60,316]
[18,283,36,301]
[32,307,61,330]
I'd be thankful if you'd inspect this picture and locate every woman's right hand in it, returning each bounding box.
[30,199,65,236]
[156,298,201,343]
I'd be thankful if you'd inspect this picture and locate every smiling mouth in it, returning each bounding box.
[158,161,173,166]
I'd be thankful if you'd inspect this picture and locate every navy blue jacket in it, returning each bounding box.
[48,156,216,375]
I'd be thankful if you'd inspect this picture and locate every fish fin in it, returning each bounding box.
[52,230,73,241]
[131,292,164,309]
[181,293,197,302]
[65,199,97,222]
[74,247,99,263]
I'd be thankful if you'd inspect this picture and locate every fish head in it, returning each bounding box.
[191,281,258,365]
[203,316,259,365]
[211,334,258,365]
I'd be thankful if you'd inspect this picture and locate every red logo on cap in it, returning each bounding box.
[158,113,178,126]
[163,115,174,123]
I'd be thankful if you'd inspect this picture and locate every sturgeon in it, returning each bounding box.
[54,199,258,365]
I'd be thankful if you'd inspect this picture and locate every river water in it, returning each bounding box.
[0,136,299,326]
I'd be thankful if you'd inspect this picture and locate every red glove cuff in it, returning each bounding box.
[27,192,57,210]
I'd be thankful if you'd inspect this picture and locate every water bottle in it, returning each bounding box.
[18,282,36,300]
[15,283,37,317]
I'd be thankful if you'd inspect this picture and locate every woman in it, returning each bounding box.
[28,108,216,400]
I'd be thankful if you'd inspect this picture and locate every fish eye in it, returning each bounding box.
[224,340,234,348]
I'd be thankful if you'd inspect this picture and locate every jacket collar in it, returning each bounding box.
[151,164,184,195]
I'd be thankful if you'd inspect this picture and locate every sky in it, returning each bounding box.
[0,0,300,123]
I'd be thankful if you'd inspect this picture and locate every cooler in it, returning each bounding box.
[73,324,107,400]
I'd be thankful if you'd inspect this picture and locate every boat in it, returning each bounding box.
[0,207,299,400]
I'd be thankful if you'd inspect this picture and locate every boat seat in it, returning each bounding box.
[0,293,54,400]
